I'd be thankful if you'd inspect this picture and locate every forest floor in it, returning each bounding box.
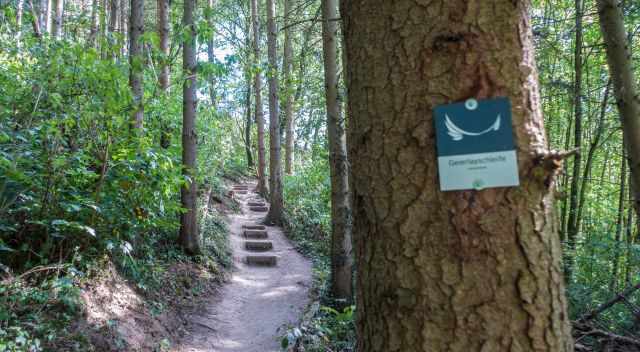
[174,181,313,352]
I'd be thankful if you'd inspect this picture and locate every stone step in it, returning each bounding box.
[244,230,268,239]
[248,202,266,207]
[246,255,277,267]
[243,225,266,230]
[249,206,269,212]
[234,190,248,195]
[244,241,274,252]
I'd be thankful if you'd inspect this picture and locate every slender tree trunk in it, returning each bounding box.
[52,0,63,39]
[341,0,573,350]
[597,0,640,224]
[565,0,584,280]
[283,0,295,175]
[179,0,200,255]
[575,82,611,234]
[264,0,283,225]
[108,0,117,33]
[245,79,254,168]
[322,0,353,305]
[119,0,126,56]
[157,0,169,90]
[206,0,217,105]
[610,150,627,292]
[624,187,634,286]
[251,0,267,195]
[27,0,42,38]
[38,0,46,32]
[44,0,52,33]
[129,0,144,130]
[88,0,98,45]
[16,0,24,42]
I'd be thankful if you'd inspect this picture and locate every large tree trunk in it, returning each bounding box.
[283,0,295,175]
[597,0,640,224]
[251,0,267,195]
[51,0,63,39]
[565,0,584,280]
[156,0,169,91]
[179,0,200,255]
[264,0,283,225]
[129,0,144,130]
[341,1,574,351]
[322,0,352,305]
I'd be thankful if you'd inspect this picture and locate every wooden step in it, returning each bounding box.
[234,190,248,195]
[233,186,249,190]
[248,202,266,207]
[244,230,268,239]
[249,206,269,212]
[244,241,273,252]
[243,225,266,230]
[246,255,277,267]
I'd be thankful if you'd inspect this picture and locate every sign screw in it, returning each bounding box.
[465,99,478,111]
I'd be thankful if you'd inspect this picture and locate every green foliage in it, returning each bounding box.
[281,305,356,352]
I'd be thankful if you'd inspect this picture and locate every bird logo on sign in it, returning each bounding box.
[444,114,502,141]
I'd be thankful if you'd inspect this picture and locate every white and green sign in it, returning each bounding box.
[434,97,520,191]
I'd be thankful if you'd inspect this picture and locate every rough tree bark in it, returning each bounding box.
[129,0,144,130]
[51,0,63,39]
[179,0,201,255]
[157,0,170,91]
[565,0,584,279]
[264,0,283,225]
[341,0,574,350]
[322,0,352,305]
[283,0,295,175]
[251,0,268,195]
[597,0,640,223]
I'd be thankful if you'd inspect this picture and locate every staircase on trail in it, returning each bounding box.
[232,184,278,267]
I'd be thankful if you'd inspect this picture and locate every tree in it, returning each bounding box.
[565,0,584,279]
[51,0,63,39]
[341,0,574,350]
[251,0,267,195]
[283,0,294,175]
[597,0,640,223]
[321,0,352,305]
[264,0,283,225]
[206,0,216,104]
[179,0,200,255]
[129,0,144,130]
[157,0,170,91]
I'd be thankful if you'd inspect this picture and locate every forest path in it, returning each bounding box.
[175,181,313,352]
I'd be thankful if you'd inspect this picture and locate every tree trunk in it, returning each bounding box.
[341,0,574,350]
[157,0,169,90]
[119,0,126,56]
[321,0,352,306]
[52,0,63,39]
[283,0,294,175]
[251,0,267,195]
[16,0,24,41]
[129,0,144,130]
[565,0,584,280]
[39,0,47,32]
[245,78,254,168]
[108,0,117,33]
[597,0,640,224]
[88,0,98,45]
[264,0,283,225]
[610,150,627,292]
[575,82,611,235]
[179,0,200,255]
[206,0,217,105]
[44,0,51,33]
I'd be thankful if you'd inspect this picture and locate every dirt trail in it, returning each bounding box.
[176,182,313,352]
